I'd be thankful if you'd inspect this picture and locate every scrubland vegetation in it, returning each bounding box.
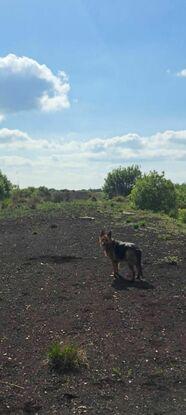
[0,167,185,226]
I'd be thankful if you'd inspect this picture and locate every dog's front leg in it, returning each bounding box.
[112,261,119,278]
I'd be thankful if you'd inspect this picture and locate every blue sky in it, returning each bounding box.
[0,0,186,188]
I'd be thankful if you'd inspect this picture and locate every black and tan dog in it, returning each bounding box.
[99,230,143,280]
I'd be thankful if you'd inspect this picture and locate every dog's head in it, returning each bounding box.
[99,229,112,249]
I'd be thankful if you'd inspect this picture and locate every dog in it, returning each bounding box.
[99,230,143,280]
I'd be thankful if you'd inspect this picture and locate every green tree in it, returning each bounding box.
[103,165,141,198]
[130,171,177,214]
[0,170,12,200]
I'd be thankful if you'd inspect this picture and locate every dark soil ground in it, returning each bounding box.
[0,210,185,415]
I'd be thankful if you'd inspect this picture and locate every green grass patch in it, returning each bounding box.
[153,367,165,376]
[164,255,181,265]
[112,367,122,379]
[47,342,88,373]
[133,223,139,230]
[158,255,181,266]
[126,217,132,223]
[111,366,133,382]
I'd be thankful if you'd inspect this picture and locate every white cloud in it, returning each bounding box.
[0,128,185,188]
[0,114,5,123]
[0,54,70,116]
[0,155,32,167]
[0,128,50,149]
[0,128,186,160]
[176,69,186,77]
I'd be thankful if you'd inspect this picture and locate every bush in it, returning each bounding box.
[175,183,186,208]
[27,195,40,209]
[112,195,126,203]
[37,186,51,201]
[0,171,12,200]
[103,165,141,198]
[49,189,72,202]
[130,171,177,214]
[20,187,37,198]
[178,208,186,223]
[1,198,12,210]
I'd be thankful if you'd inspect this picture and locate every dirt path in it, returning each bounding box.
[0,213,185,414]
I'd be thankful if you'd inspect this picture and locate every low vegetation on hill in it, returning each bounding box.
[0,168,185,225]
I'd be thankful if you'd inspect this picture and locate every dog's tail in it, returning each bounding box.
[136,248,143,279]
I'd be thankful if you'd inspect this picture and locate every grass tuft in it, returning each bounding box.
[164,255,180,265]
[112,367,122,378]
[133,223,139,230]
[158,255,181,266]
[47,342,88,373]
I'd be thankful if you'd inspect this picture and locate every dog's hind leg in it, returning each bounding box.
[127,263,135,281]
[136,249,143,279]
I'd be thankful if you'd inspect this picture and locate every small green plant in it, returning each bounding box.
[127,368,133,377]
[112,367,122,379]
[112,367,133,380]
[133,223,139,230]
[158,255,180,265]
[126,219,145,228]
[164,255,180,265]
[126,217,132,223]
[47,342,87,373]
[153,367,164,376]
[139,220,146,227]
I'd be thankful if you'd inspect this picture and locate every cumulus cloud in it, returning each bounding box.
[0,114,5,123]
[0,54,70,116]
[0,155,32,167]
[0,128,51,149]
[0,128,186,161]
[176,69,186,77]
[1,128,185,187]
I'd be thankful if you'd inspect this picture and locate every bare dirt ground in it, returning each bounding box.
[0,210,185,414]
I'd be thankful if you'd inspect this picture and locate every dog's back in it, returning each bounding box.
[112,240,136,261]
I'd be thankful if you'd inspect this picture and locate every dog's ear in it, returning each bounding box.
[107,230,112,239]
[100,229,106,237]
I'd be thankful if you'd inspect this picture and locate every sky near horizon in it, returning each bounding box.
[0,0,186,189]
